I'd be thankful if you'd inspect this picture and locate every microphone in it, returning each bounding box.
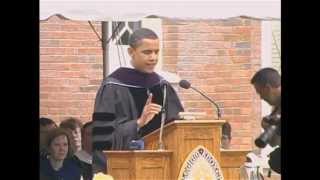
[158,82,167,150]
[179,80,222,119]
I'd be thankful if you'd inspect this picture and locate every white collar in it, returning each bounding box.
[75,150,92,164]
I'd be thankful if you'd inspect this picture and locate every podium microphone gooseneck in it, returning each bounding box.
[179,80,222,120]
[158,83,167,150]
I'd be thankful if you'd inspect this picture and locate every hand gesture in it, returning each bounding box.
[137,93,162,128]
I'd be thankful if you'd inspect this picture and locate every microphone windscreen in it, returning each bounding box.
[179,80,191,89]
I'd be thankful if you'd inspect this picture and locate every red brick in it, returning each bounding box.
[239,34,251,41]
[41,55,78,63]
[40,32,99,40]
[163,41,179,49]
[213,93,252,101]
[196,86,216,93]
[77,56,102,63]
[181,102,199,109]
[177,64,204,71]
[205,78,229,85]
[228,78,251,84]
[58,86,78,92]
[238,102,253,108]
[231,70,252,78]
[231,137,242,145]
[240,108,252,115]
[40,40,60,47]
[231,57,251,64]
[239,137,252,144]
[222,108,233,115]
[162,25,179,33]
[40,70,58,77]
[162,64,177,73]
[60,24,97,32]
[179,93,205,101]
[214,85,233,92]
[40,93,49,99]
[207,33,225,41]
[163,33,180,41]
[77,48,102,55]
[81,41,101,47]
[220,101,240,108]
[40,107,49,115]
[40,63,69,70]
[40,48,76,55]
[163,56,178,65]
[40,24,62,31]
[40,86,60,92]
[236,49,251,56]
[174,56,213,64]
[163,48,179,56]
[233,85,253,92]
[213,26,233,33]
[233,27,251,34]
[48,108,62,115]
[223,34,239,41]
[215,71,234,78]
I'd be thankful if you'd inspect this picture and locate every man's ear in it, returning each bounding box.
[128,47,134,58]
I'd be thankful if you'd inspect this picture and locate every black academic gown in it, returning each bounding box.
[92,67,184,151]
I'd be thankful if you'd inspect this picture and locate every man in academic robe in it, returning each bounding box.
[92,28,184,152]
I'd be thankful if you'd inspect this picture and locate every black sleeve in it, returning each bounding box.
[166,83,184,121]
[268,147,281,174]
[92,84,138,150]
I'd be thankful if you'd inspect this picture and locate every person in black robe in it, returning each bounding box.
[91,28,184,173]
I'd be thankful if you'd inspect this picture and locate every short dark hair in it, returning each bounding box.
[222,122,232,139]
[251,67,281,88]
[60,117,83,131]
[39,117,57,127]
[128,28,158,48]
[81,121,93,136]
[82,121,93,130]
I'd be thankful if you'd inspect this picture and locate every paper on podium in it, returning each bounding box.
[179,112,207,120]
[93,173,114,180]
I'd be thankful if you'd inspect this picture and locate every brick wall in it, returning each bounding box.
[40,15,103,125]
[162,17,262,149]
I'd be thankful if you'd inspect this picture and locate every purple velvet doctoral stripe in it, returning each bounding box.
[109,67,161,88]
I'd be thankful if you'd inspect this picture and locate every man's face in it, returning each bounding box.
[128,38,159,73]
[254,84,275,105]
[40,124,56,149]
[49,135,68,161]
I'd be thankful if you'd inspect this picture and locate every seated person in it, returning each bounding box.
[74,121,94,180]
[40,128,81,180]
[60,117,83,153]
[40,117,57,157]
[221,122,232,149]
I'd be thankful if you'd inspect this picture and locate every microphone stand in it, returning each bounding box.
[190,87,221,120]
[158,84,167,150]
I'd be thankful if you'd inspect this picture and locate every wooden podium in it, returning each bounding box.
[105,120,250,180]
